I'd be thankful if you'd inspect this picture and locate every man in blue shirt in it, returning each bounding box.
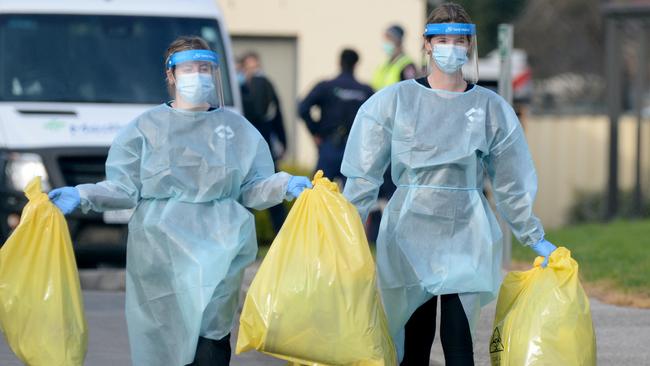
[299,49,373,183]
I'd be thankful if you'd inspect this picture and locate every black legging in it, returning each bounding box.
[185,334,231,366]
[401,294,474,366]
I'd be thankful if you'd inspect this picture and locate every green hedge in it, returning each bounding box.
[254,163,313,246]
[512,219,650,295]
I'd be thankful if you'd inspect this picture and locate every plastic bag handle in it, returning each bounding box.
[24,177,48,204]
[312,170,340,192]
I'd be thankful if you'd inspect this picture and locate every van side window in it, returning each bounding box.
[0,14,233,106]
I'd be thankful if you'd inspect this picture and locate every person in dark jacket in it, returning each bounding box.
[238,51,288,235]
[239,52,287,161]
[298,49,373,183]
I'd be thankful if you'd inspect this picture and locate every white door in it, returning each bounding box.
[232,36,315,169]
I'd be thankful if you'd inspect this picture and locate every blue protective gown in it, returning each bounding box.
[76,104,291,365]
[341,80,545,360]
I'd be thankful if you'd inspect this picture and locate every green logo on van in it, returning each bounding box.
[43,119,66,131]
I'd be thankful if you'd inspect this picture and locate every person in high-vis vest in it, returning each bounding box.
[369,25,417,243]
[371,24,418,91]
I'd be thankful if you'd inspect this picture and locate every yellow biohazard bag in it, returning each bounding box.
[490,247,596,366]
[0,178,88,366]
[236,172,397,365]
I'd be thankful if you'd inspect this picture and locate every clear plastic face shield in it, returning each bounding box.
[166,49,224,110]
[423,23,479,84]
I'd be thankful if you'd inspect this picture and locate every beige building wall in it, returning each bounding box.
[526,114,650,228]
[220,0,426,168]
[221,0,425,94]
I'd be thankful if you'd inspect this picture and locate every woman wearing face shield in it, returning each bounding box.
[47,36,312,366]
[341,3,559,365]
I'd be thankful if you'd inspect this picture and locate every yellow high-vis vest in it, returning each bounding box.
[371,54,414,91]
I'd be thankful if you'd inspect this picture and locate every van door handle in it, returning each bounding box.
[17,109,77,116]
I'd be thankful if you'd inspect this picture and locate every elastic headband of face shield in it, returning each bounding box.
[166,49,220,69]
[423,22,479,84]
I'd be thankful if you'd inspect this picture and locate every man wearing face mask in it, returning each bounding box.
[371,24,418,91]
[238,51,286,162]
[342,3,561,364]
[47,36,312,366]
[367,24,418,244]
[237,51,288,236]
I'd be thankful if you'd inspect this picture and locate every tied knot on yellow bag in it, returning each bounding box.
[236,171,397,365]
[490,247,596,366]
[0,177,88,366]
[310,170,340,192]
[23,180,49,205]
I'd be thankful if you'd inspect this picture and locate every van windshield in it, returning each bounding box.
[0,14,233,105]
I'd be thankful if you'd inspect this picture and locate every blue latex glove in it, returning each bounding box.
[530,238,557,268]
[48,187,80,215]
[286,176,312,198]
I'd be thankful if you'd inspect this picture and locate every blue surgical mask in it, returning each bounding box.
[432,44,468,74]
[236,71,246,85]
[382,41,396,56]
[176,73,215,105]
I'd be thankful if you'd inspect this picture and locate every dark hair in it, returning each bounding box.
[164,36,211,97]
[386,24,405,43]
[425,2,473,41]
[340,49,359,73]
[239,51,260,64]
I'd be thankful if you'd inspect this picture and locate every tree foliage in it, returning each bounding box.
[426,0,528,56]
[514,0,604,79]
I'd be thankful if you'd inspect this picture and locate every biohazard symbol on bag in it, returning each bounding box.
[490,247,596,366]
[490,327,505,354]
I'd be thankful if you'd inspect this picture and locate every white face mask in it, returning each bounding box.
[175,73,215,105]
[431,44,468,74]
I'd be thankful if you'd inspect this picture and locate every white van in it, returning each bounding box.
[0,0,241,266]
